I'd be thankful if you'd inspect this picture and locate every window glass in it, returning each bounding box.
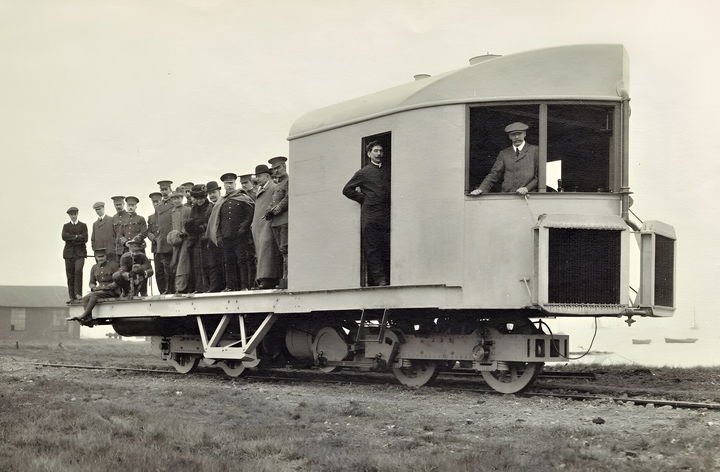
[468,105,539,193]
[548,105,614,192]
[10,308,25,331]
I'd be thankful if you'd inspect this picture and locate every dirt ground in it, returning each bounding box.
[1,339,719,472]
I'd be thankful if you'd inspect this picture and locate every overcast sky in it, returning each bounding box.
[0,0,717,334]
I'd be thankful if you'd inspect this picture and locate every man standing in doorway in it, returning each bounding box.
[342,141,390,286]
[62,207,88,302]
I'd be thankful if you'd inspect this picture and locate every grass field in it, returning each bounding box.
[1,339,719,471]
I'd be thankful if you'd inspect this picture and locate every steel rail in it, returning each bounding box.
[26,361,720,410]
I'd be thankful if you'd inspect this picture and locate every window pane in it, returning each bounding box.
[548,105,614,192]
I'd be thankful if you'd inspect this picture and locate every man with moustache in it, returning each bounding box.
[239,174,257,200]
[252,165,282,289]
[110,195,129,257]
[66,248,119,325]
[469,122,539,195]
[61,207,88,303]
[203,180,225,291]
[147,192,163,293]
[118,196,147,253]
[207,173,255,291]
[113,240,153,298]
[266,156,289,289]
[154,180,175,294]
[91,201,116,263]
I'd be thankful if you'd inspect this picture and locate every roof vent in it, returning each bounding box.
[469,54,501,65]
[413,74,431,81]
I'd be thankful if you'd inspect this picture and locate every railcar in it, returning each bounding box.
[70,44,676,393]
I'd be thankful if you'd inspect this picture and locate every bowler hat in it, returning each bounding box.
[504,122,529,133]
[220,172,237,183]
[66,207,79,214]
[255,165,270,175]
[206,181,220,192]
[92,202,105,209]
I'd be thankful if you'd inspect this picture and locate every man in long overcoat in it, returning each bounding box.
[62,207,88,301]
[91,201,116,263]
[343,141,391,286]
[154,180,174,293]
[267,156,289,288]
[252,165,282,289]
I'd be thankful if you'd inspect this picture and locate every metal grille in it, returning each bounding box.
[654,235,674,307]
[548,229,621,304]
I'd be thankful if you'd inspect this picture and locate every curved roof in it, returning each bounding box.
[289,44,628,140]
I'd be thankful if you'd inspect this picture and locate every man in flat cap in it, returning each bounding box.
[61,207,88,302]
[118,196,148,256]
[252,165,283,289]
[91,202,116,263]
[154,180,175,294]
[66,248,119,325]
[207,173,256,291]
[267,156,289,288]
[182,182,195,208]
[239,174,257,200]
[470,122,539,195]
[113,240,153,298]
[110,195,129,256]
[343,141,390,286]
[204,181,225,291]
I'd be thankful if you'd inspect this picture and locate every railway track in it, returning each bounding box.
[26,361,720,411]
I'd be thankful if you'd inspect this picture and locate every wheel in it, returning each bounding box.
[168,354,200,374]
[313,326,350,372]
[480,361,543,394]
[217,360,247,378]
[392,360,440,387]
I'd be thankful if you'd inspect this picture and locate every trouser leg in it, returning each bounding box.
[234,240,251,290]
[272,224,288,288]
[363,222,390,286]
[81,293,100,318]
[154,252,167,294]
[222,238,239,290]
[65,258,75,299]
[73,257,85,297]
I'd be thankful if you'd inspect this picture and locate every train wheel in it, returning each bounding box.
[480,361,543,394]
[168,354,200,374]
[392,360,440,387]
[217,360,247,378]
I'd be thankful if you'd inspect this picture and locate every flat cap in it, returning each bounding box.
[125,239,145,248]
[504,122,529,133]
[92,201,105,209]
[148,192,162,199]
[220,172,237,182]
[125,196,139,204]
[206,181,220,192]
[181,182,194,188]
[255,164,271,175]
[268,156,288,166]
[111,196,125,202]
[157,180,173,188]
[94,248,107,256]
[66,206,79,214]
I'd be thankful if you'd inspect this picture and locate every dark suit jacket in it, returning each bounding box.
[62,221,88,259]
[479,143,539,193]
[342,163,390,228]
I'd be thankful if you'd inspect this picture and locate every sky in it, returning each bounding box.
[0,0,718,339]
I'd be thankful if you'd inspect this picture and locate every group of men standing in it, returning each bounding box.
[63,156,290,324]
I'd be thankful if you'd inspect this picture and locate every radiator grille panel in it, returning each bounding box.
[654,235,674,306]
[548,229,621,304]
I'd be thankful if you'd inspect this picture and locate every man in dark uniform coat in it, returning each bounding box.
[252,165,282,289]
[343,141,391,286]
[267,156,289,289]
[113,240,153,298]
[154,180,174,294]
[118,196,147,253]
[207,173,255,291]
[204,181,225,291]
[470,122,539,195]
[62,207,88,302]
[91,201,116,263]
[110,195,129,256]
[66,248,119,325]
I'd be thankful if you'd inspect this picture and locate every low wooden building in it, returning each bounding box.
[0,286,79,340]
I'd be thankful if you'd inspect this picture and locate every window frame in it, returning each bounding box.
[465,101,623,194]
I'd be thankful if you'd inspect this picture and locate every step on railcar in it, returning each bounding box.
[70,44,676,394]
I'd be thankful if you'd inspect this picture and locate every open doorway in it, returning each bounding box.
[360,132,391,287]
